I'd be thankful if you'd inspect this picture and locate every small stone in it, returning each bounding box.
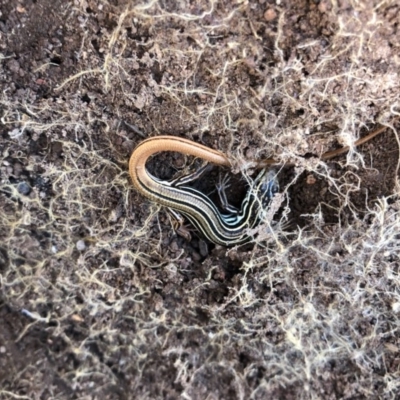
[71,314,84,323]
[264,8,277,21]
[199,240,209,257]
[7,59,20,73]
[318,1,328,13]
[306,175,317,185]
[17,181,31,195]
[76,240,86,251]
[192,251,201,261]
[8,128,22,138]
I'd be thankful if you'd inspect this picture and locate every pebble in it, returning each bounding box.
[7,59,20,73]
[76,240,86,251]
[17,181,31,195]
[264,8,277,21]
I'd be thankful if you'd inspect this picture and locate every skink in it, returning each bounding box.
[129,135,278,246]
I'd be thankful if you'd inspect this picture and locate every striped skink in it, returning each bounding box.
[129,135,278,246]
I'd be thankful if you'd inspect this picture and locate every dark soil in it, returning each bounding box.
[1,0,399,399]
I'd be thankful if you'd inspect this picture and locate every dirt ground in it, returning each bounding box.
[1,0,400,399]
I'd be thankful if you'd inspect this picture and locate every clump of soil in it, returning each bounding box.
[1,0,399,398]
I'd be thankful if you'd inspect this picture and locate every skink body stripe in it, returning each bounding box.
[129,136,277,246]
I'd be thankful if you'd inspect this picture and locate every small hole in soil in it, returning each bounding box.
[81,93,91,104]
[50,56,62,65]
